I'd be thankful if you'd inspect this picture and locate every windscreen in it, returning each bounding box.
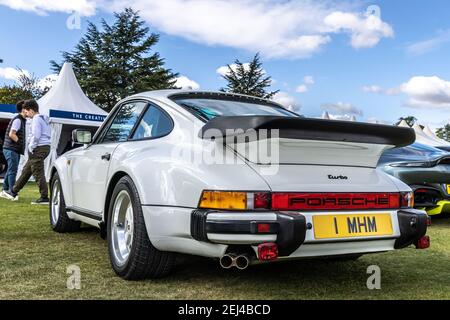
[173,98,297,122]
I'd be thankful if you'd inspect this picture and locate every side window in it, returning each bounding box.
[102,101,147,143]
[131,105,173,140]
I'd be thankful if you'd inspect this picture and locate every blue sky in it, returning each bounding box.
[1,0,450,129]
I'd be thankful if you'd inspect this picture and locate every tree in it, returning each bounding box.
[396,116,417,127]
[220,53,278,99]
[51,8,178,111]
[16,69,53,99]
[0,86,33,104]
[436,124,450,142]
[0,68,51,104]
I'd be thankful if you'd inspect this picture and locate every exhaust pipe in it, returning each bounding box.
[219,253,251,270]
[235,255,250,270]
[219,254,234,269]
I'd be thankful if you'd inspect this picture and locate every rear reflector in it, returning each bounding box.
[415,236,430,249]
[271,193,401,211]
[258,243,278,261]
[257,223,271,233]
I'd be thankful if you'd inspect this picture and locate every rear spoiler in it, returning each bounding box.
[200,116,415,148]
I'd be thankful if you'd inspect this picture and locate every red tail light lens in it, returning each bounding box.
[271,193,401,211]
[254,192,271,209]
[401,192,414,208]
[258,243,278,261]
[415,236,430,249]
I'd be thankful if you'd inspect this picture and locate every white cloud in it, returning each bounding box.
[295,75,315,93]
[400,76,450,108]
[406,30,450,56]
[272,92,299,112]
[0,0,96,15]
[326,114,356,121]
[323,11,394,48]
[321,102,363,116]
[362,84,400,95]
[303,75,315,85]
[216,63,252,77]
[295,84,308,93]
[0,67,30,82]
[0,1,393,59]
[37,73,58,90]
[362,85,383,93]
[174,75,200,90]
[366,117,391,125]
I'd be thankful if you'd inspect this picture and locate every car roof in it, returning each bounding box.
[128,89,284,107]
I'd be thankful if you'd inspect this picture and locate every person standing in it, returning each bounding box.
[0,101,27,201]
[4,99,51,204]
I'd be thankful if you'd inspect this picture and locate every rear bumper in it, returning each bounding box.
[191,209,428,256]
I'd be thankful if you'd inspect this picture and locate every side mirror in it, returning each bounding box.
[72,129,92,144]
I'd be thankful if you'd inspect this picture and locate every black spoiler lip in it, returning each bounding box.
[199,116,416,148]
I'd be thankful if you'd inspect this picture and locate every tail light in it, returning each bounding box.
[199,191,247,210]
[415,236,430,249]
[198,191,412,211]
[401,192,414,208]
[258,243,278,261]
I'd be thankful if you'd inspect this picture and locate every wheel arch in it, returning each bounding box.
[103,171,130,222]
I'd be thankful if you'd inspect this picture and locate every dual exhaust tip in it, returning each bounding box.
[219,253,250,270]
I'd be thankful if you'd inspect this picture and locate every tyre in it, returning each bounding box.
[107,175,175,280]
[50,172,81,233]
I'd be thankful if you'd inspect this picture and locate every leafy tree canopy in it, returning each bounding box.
[51,8,178,111]
[220,53,278,99]
[436,124,450,142]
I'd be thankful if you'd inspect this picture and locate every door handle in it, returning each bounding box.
[101,153,111,161]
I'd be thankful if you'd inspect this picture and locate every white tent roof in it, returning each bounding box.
[411,123,447,147]
[423,125,450,146]
[0,112,14,120]
[398,120,410,128]
[321,111,330,120]
[38,62,107,126]
[350,115,357,122]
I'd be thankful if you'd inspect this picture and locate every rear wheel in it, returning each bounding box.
[107,176,175,280]
[50,172,81,232]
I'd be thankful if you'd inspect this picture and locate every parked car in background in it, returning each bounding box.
[49,90,428,280]
[378,143,450,216]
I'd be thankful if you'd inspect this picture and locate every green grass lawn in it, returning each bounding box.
[0,184,449,300]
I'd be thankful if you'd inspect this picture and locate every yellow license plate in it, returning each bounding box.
[447,185,450,194]
[313,214,393,239]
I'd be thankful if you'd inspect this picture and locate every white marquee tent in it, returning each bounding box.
[36,62,108,178]
[1,63,108,180]
[397,120,450,147]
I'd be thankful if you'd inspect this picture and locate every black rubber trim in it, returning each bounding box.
[394,209,428,249]
[190,210,307,257]
[199,116,415,147]
[275,212,307,256]
[67,207,103,221]
[190,210,209,241]
[205,220,279,234]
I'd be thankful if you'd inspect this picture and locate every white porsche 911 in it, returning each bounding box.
[50,90,429,280]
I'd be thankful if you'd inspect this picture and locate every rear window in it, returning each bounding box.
[172,97,298,122]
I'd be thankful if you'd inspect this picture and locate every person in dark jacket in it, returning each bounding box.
[0,101,27,201]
